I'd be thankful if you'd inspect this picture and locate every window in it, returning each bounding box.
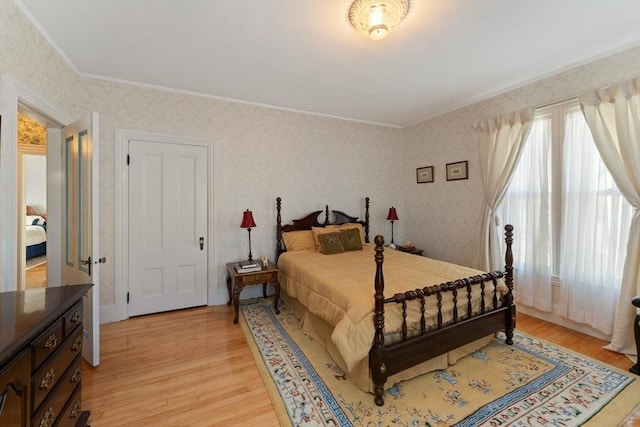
[498,101,633,334]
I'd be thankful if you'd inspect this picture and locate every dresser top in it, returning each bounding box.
[0,284,92,365]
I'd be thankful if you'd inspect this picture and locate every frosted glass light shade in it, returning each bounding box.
[349,0,409,41]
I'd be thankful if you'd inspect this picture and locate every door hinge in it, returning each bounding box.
[127,154,130,165]
[127,292,130,304]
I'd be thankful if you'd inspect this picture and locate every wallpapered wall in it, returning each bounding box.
[1,1,638,316]
[401,46,640,269]
[18,112,46,145]
[1,1,403,310]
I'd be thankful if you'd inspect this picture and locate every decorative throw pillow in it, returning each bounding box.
[334,223,366,246]
[340,227,363,251]
[282,230,315,251]
[312,226,339,251]
[317,232,345,254]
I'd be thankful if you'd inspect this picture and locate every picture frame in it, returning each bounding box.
[446,161,468,181]
[416,166,434,184]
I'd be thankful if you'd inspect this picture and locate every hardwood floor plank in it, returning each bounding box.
[82,304,635,426]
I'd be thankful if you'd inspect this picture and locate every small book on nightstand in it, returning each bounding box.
[235,262,261,273]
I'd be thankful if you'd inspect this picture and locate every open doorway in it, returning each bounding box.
[18,110,48,289]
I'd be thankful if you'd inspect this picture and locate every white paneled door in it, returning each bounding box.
[128,140,208,317]
[62,113,101,367]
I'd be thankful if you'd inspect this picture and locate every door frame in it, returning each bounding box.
[114,129,215,322]
[1,73,70,292]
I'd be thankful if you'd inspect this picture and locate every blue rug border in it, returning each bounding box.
[243,299,635,427]
[243,301,353,426]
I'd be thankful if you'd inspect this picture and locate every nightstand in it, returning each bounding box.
[226,261,280,324]
[396,244,424,256]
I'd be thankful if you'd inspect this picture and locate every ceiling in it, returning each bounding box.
[16,0,640,127]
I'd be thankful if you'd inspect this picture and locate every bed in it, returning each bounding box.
[26,214,47,260]
[275,196,515,406]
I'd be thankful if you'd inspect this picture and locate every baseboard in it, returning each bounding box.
[518,304,612,342]
[100,304,120,324]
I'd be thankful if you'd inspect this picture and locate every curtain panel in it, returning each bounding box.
[474,108,535,272]
[580,77,640,356]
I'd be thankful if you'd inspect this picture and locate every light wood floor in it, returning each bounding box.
[25,261,47,288]
[82,303,635,427]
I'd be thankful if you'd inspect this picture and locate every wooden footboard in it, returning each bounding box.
[370,225,515,406]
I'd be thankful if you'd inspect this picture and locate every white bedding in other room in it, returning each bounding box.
[26,224,46,246]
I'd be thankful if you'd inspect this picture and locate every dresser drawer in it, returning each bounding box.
[31,320,64,372]
[0,348,30,427]
[32,330,83,413]
[31,354,82,427]
[62,302,83,339]
[54,383,82,427]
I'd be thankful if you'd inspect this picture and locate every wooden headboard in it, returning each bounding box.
[276,197,370,259]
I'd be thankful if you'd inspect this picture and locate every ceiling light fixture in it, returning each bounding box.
[349,0,409,41]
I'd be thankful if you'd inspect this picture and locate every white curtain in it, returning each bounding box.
[474,108,535,272]
[557,109,633,334]
[580,77,640,354]
[497,116,553,312]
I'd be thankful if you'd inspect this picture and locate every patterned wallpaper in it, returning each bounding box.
[17,112,46,146]
[1,1,639,315]
[401,46,640,269]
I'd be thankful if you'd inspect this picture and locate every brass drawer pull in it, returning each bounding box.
[43,334,58,350]
[71,335,83,352]
[70,310,81,324]
[70,400,81,419]
[71,366,82,383]
[39,406,55,427]
[39,368,56,390]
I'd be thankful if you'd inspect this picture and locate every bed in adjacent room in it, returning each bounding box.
[275,197,515,406]
[26,213,47,260]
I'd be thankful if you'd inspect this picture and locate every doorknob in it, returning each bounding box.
[199,237,204,250]
[80,256,92,276]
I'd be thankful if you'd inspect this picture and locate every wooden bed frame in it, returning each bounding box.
[276,196,515,406]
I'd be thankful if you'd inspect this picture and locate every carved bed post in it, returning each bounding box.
[364,197,370,243]
[323,204,330,225]
[630,296,640,375]
[504,224,515,345]
[370,235,387,406]
[276,197,283,260]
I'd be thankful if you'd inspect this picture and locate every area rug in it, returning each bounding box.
[240,298,640,427]
[26,254,46,269]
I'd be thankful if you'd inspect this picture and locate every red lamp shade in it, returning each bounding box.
[386,207,399,221]
[241,210,256,228]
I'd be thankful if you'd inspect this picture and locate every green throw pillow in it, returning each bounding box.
[318,232,345,254]
[340,228,363,251]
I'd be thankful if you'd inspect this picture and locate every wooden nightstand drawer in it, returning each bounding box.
[240,272,275,285]
[31,320,63,372]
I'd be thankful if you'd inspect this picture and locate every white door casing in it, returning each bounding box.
[127,140,208,316]
[61,112,100,367]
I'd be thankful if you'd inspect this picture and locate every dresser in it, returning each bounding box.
[0,284,92,427]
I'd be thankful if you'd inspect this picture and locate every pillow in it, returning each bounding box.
[340,228,363,251]
[317,232,345,254]
[282,230,316,252]
[26,215,46,226]
[311,226,339,251]
[333,223,366,246]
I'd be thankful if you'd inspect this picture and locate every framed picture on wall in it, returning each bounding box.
[416,166,434,183]
[446,161,468,181]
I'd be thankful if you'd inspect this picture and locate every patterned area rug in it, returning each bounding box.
[240,298,640,427]
[26,254,46,269]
